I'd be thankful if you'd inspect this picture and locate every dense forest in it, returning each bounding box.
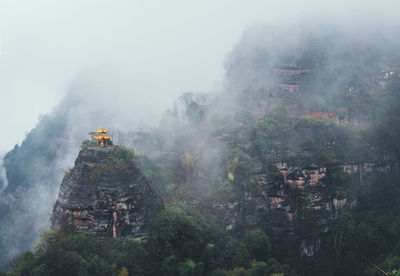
[1,25,400,275]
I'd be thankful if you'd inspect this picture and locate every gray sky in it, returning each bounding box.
[0,0,399,152]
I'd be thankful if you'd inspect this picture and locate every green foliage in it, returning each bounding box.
[161,254,179,275]
[30,264,50,276]
[152,204,205,260]
[80,139,96,150]
[210,268,231,276]
[267,164,284,182]
[177,259,202,276]
[111,146,137,166]
[62,168,73,182]
[233,243,251,268]
[226,149,254,180]
[217,177,232,192]
[245,229,272,262]
[331,210,355,265]
[186,102,206,124]
[327,168,400,275]
[138,155,172,196]
[382,256,400,276]
[255,109,370,165]
[248,261,268,276]
[148,203,293,275]
[234,110,257,128]
[6,230,150,276]
[118,267,129,276]
[128,237,141,244]
[231,267,250,276]
[8,251,34,276]
[364,255,400,276]
[391,269,400,276]
[210,259,295,276]
[34,229,57,253]
[89,146,138,184]
[370,73,400,161]
[325,170,356,198]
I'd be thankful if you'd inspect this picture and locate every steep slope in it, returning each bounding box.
[2,23,400,275]
[51,146,164,240]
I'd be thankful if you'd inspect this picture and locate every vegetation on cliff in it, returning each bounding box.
[3,204,294,276]
[2,25,400,276]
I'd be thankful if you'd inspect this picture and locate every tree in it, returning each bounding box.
[371,73,400,161]
[152,205,205,260]
[186,102,205,124]
[80,139,96,150]
[8,251,34,276]
[233,243,251,269]
[177,259,202,276]
[226,149,254,181]
[331,211,355,265]
[245,229,272,262]
[248,261,268,276]
[30,264,51,276]
[118,267,129,276]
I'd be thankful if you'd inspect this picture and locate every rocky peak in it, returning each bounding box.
[51,146,164,241]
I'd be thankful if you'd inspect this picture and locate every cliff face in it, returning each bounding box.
[202,156,394,273]
[51,146,164,241]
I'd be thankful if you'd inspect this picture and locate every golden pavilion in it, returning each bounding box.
[91,128,112,147]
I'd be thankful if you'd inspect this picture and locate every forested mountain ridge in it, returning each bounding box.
[2,24,400,275]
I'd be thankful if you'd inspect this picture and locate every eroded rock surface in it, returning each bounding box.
[51,146,164,241]
[205,158,394,264]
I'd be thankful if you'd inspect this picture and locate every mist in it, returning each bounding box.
[1,0,400,152]
[1,0,400,271]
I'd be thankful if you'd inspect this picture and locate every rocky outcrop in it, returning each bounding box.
[251,163,344,258]
[204,158,394,266]
[51,146,164,241]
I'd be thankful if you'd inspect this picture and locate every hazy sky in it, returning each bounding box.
[0,0,399,152]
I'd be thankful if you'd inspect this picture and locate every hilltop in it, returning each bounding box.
[51,146,164,240]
